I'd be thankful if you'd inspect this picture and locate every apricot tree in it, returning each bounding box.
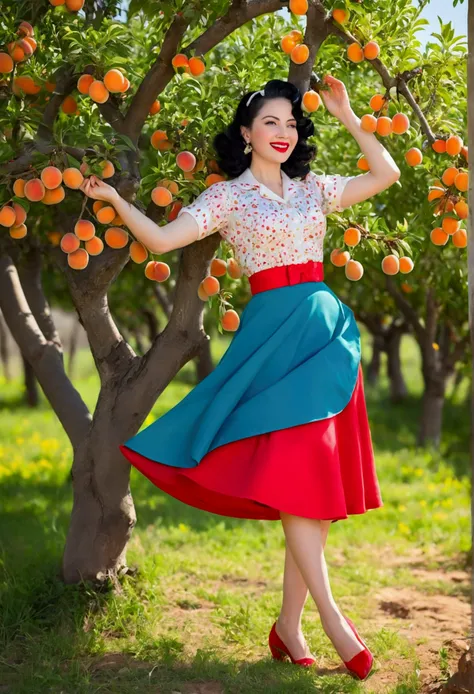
[0,0,470,585]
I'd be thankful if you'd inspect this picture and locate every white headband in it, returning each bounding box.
[246,89,264,107]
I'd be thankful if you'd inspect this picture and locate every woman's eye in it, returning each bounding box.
[266,121,297,128]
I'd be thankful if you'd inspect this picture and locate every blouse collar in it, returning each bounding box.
[232,167,305,203]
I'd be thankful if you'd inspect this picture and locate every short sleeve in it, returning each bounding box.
[306,171,356,215]
[176,181,230,240]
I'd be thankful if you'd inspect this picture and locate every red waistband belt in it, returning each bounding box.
[248,260,324,295]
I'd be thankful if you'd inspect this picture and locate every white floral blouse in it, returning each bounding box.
[176,166,356,277]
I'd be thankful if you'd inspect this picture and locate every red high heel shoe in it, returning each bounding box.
[268,621,316,667]
[341,614,374,680]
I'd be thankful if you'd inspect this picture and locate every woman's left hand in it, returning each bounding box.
[319,74,353,121]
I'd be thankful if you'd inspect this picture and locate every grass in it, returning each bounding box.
[0,325,471,693]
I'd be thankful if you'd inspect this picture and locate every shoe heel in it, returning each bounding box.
[269,643,286,661]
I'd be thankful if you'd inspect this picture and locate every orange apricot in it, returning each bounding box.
[454,171,468,192]
[62,167,84,189]
[65,0,85,10]
[452,228,467,248]
[77,74,94,94]
[205,173,226,186]
[399,256,414,273]
[343,227,361,246]
[361,114,377,133]
[369,94,386,111]
[381,254,399,275]
[221,309,240,332]
[13,178,26,197]
[24,178,46,201]
[92,201,105,215]
[290,44,309,64]
[227,257,243,279]
[99,160,115,178]
[172,54,189,68]
[42,186,65,205]
[176,151,196,172]
[145,261,170,282]
[202,275,220,296]
[302,90,321,112]
[198,282,209,301]
[345,259,364,281]
[75,219,95,241]
[330,248,350,267]
[96,206,116,224]
[41,166,63,189]
[430,227,449,246]
[357,156,370,171]
[376,117,392,136]
[0,52,14,73]
[454,199,468,219]
[9,223,27,239]
[68,248,89,270]
[150,129,168,149]
[210,258,227,277]
[60,232,80,253]
[104,68,125,92]
[89,80,109,103]
[281,35,297,54]
[151,186,173,206]
[363,41,380,60]
[441,216,460,235]
[289,0,308,14]
[401,282,413,293]
[347,42,364,63]
[332,8,349,23]
[428,187,444,202]
[17,21,34,37]
[441,167,459,187]
[445,135,463,156]
[14,75,40,94]
[461,145,468,162]
[405,148,422,166]
[188,57,205,76]
[391,113,410,134]
[289,30,303,41]
[105,226,129,249]
[432,139,447,153]
[129,240,148,263]
[85,236,104,255]
[61,96,77,114]
[149,100,160,115]
[47,231,61,246]
[0,205,17,227]
[12,202,27,225]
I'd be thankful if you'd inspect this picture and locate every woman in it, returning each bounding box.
[80,76,400,680]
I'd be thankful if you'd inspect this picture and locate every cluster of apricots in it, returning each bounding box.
[76,69,130,105]
[49,0,85,10]
[0,21,37,74]
[197,257,243,332]
[427,137,468,249]
[150,153,225,208]
[171,54,206,77]
[330,226,415,281]
[281,30,310,65]
[347,40,380,63]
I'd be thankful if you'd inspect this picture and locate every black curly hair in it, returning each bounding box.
[212,79,317,181]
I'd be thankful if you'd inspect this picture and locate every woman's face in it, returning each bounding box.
[241,97,298,163]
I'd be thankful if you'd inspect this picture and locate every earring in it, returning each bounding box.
[244,141,253,154]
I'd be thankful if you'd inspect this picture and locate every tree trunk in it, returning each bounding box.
[367,334,383,385]
[62,416,137,584]
[22,352,39,407]
[195,336,214,383]
[386,329,408,402]
[67,319,81,379]
[0,310,10,381]
[418,376,446,446]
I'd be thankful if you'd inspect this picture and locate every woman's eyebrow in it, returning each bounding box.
[261,115,297,122]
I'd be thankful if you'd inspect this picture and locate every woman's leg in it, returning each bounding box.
[275,520,331,659]
[279,512,365,663]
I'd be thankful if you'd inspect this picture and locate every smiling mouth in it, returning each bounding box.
[270,143,289,152]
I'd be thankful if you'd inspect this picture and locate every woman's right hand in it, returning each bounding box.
[79,175,118,203]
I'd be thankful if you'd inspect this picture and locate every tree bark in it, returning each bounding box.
[0,311,11,381]
[386,328,408,402]
[22,352,39,407]
[367,334,383,385]
[418,377,445,447]
[195,337,215,383]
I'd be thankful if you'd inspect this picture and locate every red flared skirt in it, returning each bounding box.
[120,361,383,523]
